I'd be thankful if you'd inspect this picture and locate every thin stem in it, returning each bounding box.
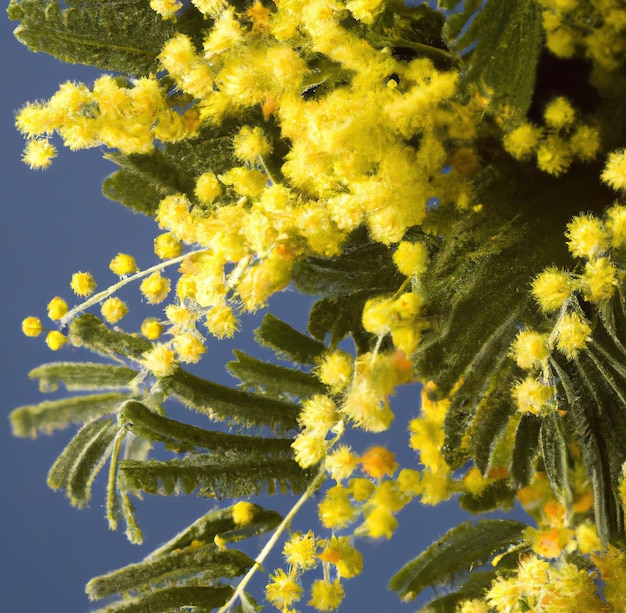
[60,248,208,327]
[218,465,327,613]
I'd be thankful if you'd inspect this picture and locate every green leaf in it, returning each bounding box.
[87,545,251,601]
[509,413,542,488]
[88,585,234,613]
[10,392,130,438]
[47,416,119,507]
[29,361,138,393]
[8,0,179,75]
[227,350,326,399]
[69,314,152,360]
[162,366,301,433]
[147,503,282,558]
[459,480,517,514]
[103,120,242,216]
[88,502,282,600]
[254,314,326,365]
[388,519,527,601]
[119,453,312,498]
[539,410,572,507]
[443,0,543,119]
[118,399,297,456]
[417,570,498,613]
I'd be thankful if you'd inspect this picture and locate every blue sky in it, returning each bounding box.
[1,5,523,613]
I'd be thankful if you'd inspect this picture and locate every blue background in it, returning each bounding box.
[1,5,522,613]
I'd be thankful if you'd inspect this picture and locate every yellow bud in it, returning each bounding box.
[70,271,97,297]
[46,330,68,351]
[22,316,43,337]
[154,233,183,259]
[109,253,138,276]
[47,297,68,321]
[141,318,163,340]
[100,297,128,324]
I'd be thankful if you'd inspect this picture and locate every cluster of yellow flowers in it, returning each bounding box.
[17,75,200,169]
[538,0,626,71]
[265,445,422,612]
[510,203,626,416]
[503,95,601,175]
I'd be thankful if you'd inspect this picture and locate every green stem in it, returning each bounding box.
[218,465,327,613]
[60,248,208,327]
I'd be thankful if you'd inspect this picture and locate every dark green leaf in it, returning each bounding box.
[389,519,527,601]
[227,350,326,399]
[10,392,129,437]
[47,416,119,507]
[254,314,326,365]
[29,361,138,392]
[539,410,572,507]
[119,453,312,498]
[147,504,282,559]
[88,585,233,613]
[444,0,543,119]
[8,0,178,74]
[162,367,301,433]
[118,399,297,456]
[87,545,251,600]
[417,570,497,613]
[69,314,152,360]
[459,480,517,514]
[510,413,541,488]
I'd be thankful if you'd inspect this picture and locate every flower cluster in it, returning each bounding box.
[538,0,626,71]
[503,96,601,175]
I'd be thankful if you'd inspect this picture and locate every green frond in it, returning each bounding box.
[47,416,119,507]
[162,366,301,433]
[118,399,297,456]
[87,546,251,601]
[103,122,242,217]
[389,519,528,602]
[254,313,327,365]
[29,361,138,393]
[88,503,281,600]
[118,453,313,499]
[10,391,130,438]
[416,570,498,613]
[87,585,234,613]
[69,313,152,359]
[147,503,282,558]
[443,0,543,119]
[292,228,403,351]
[7,0,179,74]
[227,350,327,399]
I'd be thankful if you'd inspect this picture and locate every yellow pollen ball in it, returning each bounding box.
[194,172,222,205]
[512,330,549,370]
[140,272,171,304]
[22,316,44,337]
[531,267,573,313]
[308,579,345,612]
[109,253,138,276]
[21,139,57,169]
[231,501,256,526]
[141,318,163,340]
[47,297,68,321]
[566,213,608,259]
[601,149,626,192]
[70,272,97,297]
[100,297,128,324]
[46,330,68,351]
[154,233,183,259]
[360,446,398,479]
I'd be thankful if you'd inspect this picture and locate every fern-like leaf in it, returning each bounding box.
[118,454,312,499]
[47,415,119,507]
